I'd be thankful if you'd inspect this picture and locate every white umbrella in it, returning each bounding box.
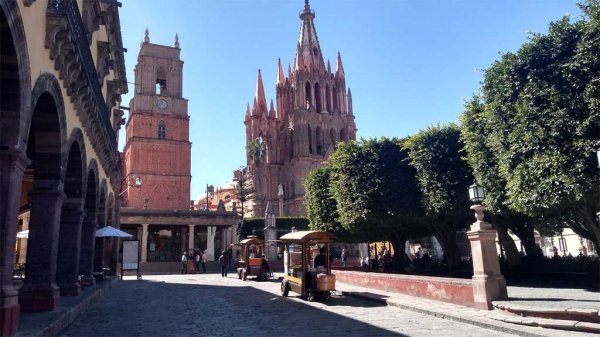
[95,226,132,238]
[16,230,29,239]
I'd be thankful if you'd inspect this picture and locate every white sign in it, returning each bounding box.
[122,240,140,270]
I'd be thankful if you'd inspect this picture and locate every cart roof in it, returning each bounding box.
[279,230,333,242]
[239,236,263,245]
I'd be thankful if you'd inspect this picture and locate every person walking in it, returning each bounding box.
[201,250,207,273]
[181,252,188,274]
[218,251,229,277]
[341,248,347,267]
[195,251,201,274]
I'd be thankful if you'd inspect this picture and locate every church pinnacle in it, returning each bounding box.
[143,27,149,43]
[295,0,325,73]
[254,69,267,114]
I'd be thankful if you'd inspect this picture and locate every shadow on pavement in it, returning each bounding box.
[58,277,404,337]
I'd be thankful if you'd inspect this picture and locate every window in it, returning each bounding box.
[305,82,312,109]
[158,121,166,139]
[308,125,313,154]
[315,83,322,112]
[156,66,167,94]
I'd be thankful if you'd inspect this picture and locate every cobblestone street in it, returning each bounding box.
[59,274,518,337]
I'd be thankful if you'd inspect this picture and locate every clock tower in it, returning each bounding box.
[122,30,191,209]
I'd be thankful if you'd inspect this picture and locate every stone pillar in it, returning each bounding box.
[206,226,216,261]
[79,211,97,286]
[467,205,507,310]
[19,189,66,312]
[188,224,195,251]
[0,150,30,336]
[56,205,85,296]
[264,201,277,261]
[110,199,122,275]
[141,224,149,263]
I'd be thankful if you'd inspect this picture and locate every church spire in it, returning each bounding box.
[174,33,180,49]
[255,69,267,113]
[336,51,345,79]
[276,58,285,85]
[144,27,150,43]
[295,0,325,72]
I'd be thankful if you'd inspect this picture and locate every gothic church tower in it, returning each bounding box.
[122,30,191,209]
[245,1,357,217]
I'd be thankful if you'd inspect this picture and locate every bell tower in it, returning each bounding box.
[122,30,191,209]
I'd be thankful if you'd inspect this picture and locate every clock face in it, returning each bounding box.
[157,99,168,110]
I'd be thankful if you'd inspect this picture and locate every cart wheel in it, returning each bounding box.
[281,281,290,297]
[237,270,242,280]
[307,295,315,302]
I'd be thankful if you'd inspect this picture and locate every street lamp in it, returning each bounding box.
[468,182,485,204]
[118,175,142,196]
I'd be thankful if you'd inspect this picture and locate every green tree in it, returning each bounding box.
[466,0,600,250]
[304,167,352,240]
[405,124,473,274]
[327,138,426,270]
[234,166,254,218]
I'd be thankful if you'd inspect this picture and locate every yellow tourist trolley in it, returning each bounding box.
[235,236,269,281]
[280,231,336,301]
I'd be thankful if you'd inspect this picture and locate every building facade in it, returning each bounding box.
[245,0,357,217]
[0,0,127,335]
[119,32,238,269]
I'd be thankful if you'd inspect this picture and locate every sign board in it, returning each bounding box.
[121,240,140,279]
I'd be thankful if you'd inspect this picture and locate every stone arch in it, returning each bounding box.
[20,74,69,312]
[56,130,87,296]
[156,65,167,94]
[0,0,31,151]
[307,125,313,154]
[314,82,322,112]
[304,81,312,109]
[340,128,348,143]
[316,126,323,155]
[79,159,99,282]
[330,128,337,149]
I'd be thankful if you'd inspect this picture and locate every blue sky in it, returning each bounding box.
[118,0,581,199]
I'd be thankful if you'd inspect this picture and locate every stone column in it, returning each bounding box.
[79,211,97,286]
[467,205,508,310]
[56,205,85,296]
[206,226,216,261]
[19,189,66,312]
[110,199,122,275]
[0,150,30,336]
[141,224,149,263]
[188,224,195,251]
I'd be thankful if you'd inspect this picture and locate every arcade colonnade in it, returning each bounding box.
[0,1,127,335]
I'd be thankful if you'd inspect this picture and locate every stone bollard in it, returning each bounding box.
[467,205,508,309]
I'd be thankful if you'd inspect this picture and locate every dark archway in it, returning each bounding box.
[20,74,68,312]
[0,1,31,332]
[307,125,313,154]
[316,126,323,155]
[330,128,337,150]
[340,128,348,143]
[304,81,311,109]
[314,83,322,112]
[56,130,86,296]
[79,160,99,285]
[326,84,332,113]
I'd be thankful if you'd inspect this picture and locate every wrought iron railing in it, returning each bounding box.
[48,0,118,154]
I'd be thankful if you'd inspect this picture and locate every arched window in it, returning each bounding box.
[316,126,323,155]
[156,66,167,95]
[326,85,332,112]
[314,83,322,112]
[332,86,338,111]
[305,81,312,109]
[290,180,296,198]
[330,128,336,149]
[308,125,313,154]
[158,121,166,139]
[289,130,294,158]
[340,128,348,142]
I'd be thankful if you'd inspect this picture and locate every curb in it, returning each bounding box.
[38,278,118,337]
[341,291,554,337]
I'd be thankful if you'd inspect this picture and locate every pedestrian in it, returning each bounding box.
[181,252,188,274]
[195,251,201,273]
[218,250,229,277]
[341,248,347,267]
[201,250,207,273]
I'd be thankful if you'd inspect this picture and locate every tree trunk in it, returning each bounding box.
[432,224,460,276]
[507,215,540,258]
[389,234,408,273]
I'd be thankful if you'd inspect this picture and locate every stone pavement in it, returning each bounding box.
[54,273,516,337]
[337,282,598,337]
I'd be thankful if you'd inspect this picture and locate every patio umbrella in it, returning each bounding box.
[95,226,132,238]
[16,230,29,239]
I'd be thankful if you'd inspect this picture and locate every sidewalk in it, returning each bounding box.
[336,282,598,337]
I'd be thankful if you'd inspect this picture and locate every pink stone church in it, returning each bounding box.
[244,0,357,217]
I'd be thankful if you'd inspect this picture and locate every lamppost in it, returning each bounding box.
[119,175,142,197]
[466,181,507,309]
[205,184,214,211]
